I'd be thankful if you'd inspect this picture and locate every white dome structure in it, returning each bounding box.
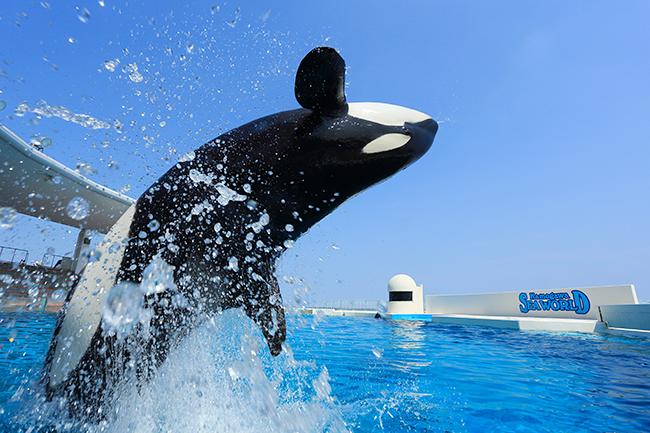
[387,274,424,315]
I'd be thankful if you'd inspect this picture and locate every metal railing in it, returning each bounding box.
[0,245,29,264]
[307,300,383,311]
[41,253,72,268]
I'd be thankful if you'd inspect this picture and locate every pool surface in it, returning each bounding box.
[1,311,649,432]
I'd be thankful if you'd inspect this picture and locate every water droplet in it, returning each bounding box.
[68,37,76,44]
[65,197,90,220]
[186,43,195,54]
[40,137,52,147]
[40,2,51,8]
[283,240,295,249]
[108,241,120,254]
[76,7,90,23]
[285,224,294,232]
[102,282,143,339]
[104,59,119,72]
[228,257,239,272]
[250,212,270,233]
[148,17,155,25]
[46,247,55,255]
[211,5,220,14]
[261,9,271,21]
[51,175,63,185]
[88,249,102,263]
[28,284,40,300]
[118,184,131,194]
[0,207,18,229]
[246,199,258,211]
[213,222,222,233]
[141,257,177,295]
[123,63,143,83]
[51,288,67,301]
[138,231,147,239]
[147,219,160,231]
[0,100,5,111]
[75,163,97,176]
[178,150,195,162]
[332,243,339,250]
[108,160,119,171]
[164,47,173,56]
[98,0,105,6]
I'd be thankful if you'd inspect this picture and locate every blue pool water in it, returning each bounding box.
[1,311,649,432]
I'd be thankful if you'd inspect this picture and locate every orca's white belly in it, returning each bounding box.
[49,205,135,387]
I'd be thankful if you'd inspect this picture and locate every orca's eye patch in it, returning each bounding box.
[362,133,411,154]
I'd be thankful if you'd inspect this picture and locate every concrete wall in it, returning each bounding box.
[599,304,650,331]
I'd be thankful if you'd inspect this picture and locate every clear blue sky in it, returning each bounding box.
[1,0,649,303]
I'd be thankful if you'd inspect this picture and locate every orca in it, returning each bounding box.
[41,46,438,420]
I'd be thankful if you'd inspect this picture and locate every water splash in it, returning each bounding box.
[101,311,348,433]
[13,100,111,130]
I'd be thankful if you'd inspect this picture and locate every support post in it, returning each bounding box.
[73,228,91,274]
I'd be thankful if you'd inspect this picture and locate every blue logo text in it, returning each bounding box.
[519,290,590,315]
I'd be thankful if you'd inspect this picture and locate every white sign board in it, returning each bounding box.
[425,285,638,321]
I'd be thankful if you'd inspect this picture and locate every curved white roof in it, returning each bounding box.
[0,125,135,234]
[388,274,418,292]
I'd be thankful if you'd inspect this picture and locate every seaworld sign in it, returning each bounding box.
[425,285,638,321]
[519,290,590,315]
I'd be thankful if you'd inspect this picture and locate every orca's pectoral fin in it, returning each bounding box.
[295,47,348,117]
[242,277,287,356]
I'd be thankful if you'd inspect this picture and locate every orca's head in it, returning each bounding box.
[261,47,438,244]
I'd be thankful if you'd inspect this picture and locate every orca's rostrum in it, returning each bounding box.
[42,47,438,420]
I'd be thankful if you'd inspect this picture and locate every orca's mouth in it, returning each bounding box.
[403,117,438,157]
